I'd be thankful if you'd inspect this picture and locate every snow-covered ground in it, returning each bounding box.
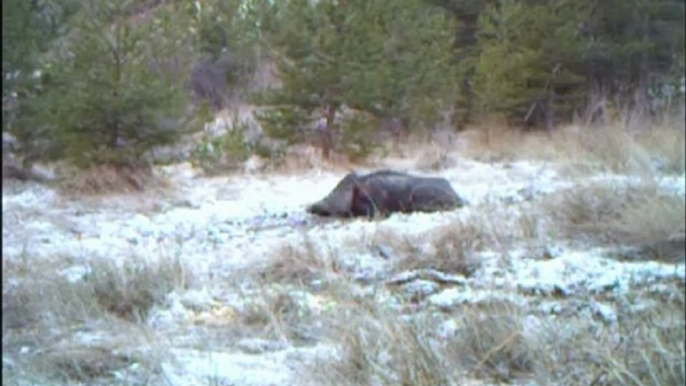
[3,153,684,385]
[2,159,556,269]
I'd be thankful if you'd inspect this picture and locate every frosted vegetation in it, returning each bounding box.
[3,122,685,386]
[2,0,684,385]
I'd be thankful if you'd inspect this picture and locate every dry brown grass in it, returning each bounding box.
[543,181,685,255]
[532,295,686,386]
[312,295,454,386]
[31,347,136,383]
[2,253,189,384]
[459,119,685,175]
[254,238,344,286]
[456,121,529,162]
[309,288,685,386]
[58,162,169,196]
[3,255,87,334]
[237,287,322,344]
[393,221,488,277]
[3,322,168,386]
[633,124,686,174]
[272,144,356,174]
[251,114,684,177]
[374,204,546,277]
[319,300,535,385]
[369,228,424,258]
[415,142,456,171]
[233,238,350,344]
[311,294,537,385]
[3,253,190,329]
[552,124,653,174]
[599,303,685,385]
[447,302,535,383]
[89,257,191,322]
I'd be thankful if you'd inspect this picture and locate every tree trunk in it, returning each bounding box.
[545,88,555,131]
[456,75,473,131]
[318,105,335,159]
[109,115,120,149]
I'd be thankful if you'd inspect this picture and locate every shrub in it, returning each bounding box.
[19,1,198,168]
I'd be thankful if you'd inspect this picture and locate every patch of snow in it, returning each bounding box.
[156,162,199,180]
[657,175,686,197]
[236,338,289,354]
[58,265,93,283]
[163,344,336,386]
[514,249,685,297]
[163,349,291,386]
[2,184,57,208]
[178,287,220,312]
[521,315,544,341]
[4,154,684,386]
[148,292,192,329]
[400,280,441,298]
[244,155,266,173]
[428,287,526,309]
[437,318,458,339]
[589,301,617,325]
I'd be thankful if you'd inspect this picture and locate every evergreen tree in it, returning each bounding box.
[434,0,684,127]
[423,0,495,128]
[2,0,79,132]
[255,0,457,151]
[578,0,685,117]
[472,0,587,128]
[190,0,263,95]
[18,0,199,167]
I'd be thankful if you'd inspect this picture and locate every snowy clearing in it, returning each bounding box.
[3,150,684,386]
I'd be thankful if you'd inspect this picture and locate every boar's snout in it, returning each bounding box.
[306,202,332,216]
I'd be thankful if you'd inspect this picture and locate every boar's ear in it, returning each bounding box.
[351,184,362,209]
[352,183,373,217]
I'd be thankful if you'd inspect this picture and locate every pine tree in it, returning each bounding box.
[190,0,263,105]
[2,0,79,132]
[19,0,198,167]
[422,0,496,129]
[471,0,588,128]
[578,0,685,118]
[255,0,457,154]
[469,0,684,127]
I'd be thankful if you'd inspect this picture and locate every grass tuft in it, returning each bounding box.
[238,286,321,345]
[255,238,343,286]
[415,143,455,171]
[89,256,190,322]
[314,297,452,386]
[394,222,486,277]
[460,120,684,176]
[58,162,167,196]
[448,303,535,383]
[543,182,685,257]
[2,253,188,384]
